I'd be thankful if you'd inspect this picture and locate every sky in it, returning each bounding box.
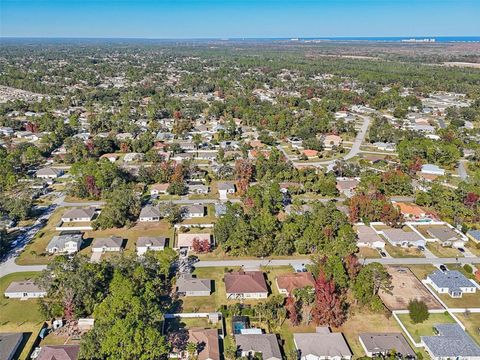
[1,0,479,38]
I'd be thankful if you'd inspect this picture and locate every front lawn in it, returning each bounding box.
[357,247,381,259]
[426,243,463,258]
[385,244,424,258]
[456,313,480,345]
[396,312,456,342]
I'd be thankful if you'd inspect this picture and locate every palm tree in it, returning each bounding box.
[186,342,198,359]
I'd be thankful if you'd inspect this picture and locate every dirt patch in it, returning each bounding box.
[380,266,442,310]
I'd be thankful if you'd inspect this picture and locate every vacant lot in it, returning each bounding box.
[426,243,463,258]
[357,247,381,259]
[380,266,442,310]
[396,312,456,342]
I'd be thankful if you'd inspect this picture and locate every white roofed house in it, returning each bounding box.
[138,205,161,222]
[91,236,124,253]
[46,233,83,254]
[420,164,445,176]
[4,280,46,299]
[61,207,97,223]
[136,236,166,255]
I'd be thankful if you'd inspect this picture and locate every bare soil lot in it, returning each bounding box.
[379,266,442,310]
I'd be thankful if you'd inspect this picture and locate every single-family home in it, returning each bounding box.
[422,324,480,360]
[425,270,477,298]
[187,329,220,360]
[46,233,83,254]
[0,126,14,136]
[235,334,282,360]
[123,152,144,163]
[288,136,303,148]
[420,164,445,176]
[372,142,396,152]
[91,236,124,253]
[36,345,80,360]
[99,153,119,163]
[359,333,415,358]
[322,134,343,149]
[61,207,96,223]
[4,280,46,299]
[355,225,386,249]
[176,233,212,250]
[426,226,463,247]
[275,272,315,296]
[214,203,227,217]
[136,236,166,255]
[188,184,209,195]
[284,204,312,216]
[382,228,425,248]
[467,230,480,244]
[217,182,235,200]
[294,327,352,360]
[176,274,212,297]
[393,202,428,220]
[225,271,268,300]
[139,205,161,222]
[36,167,64,179]
[150,183,169,196]
[0,333,23,360]
[336,178,360,198]
[302,149,318,158]
[183,204,205,218]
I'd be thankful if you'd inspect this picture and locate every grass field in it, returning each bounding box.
[426,243,463,258]
[407,264,437,280]
[385,244,424,258]
[0,272,46,360]
[396,312,456,342]
[456,313,480,345]
[426,284,480,308]
[357,247,381,259]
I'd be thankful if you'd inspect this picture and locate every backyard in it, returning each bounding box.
[396,312,456,343]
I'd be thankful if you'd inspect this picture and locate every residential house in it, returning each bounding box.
[426,226,464,247]
[188,328,220,360]
[302,149,318,158]
[322,134,343,149]
[176,233,212,250]
[176,274,212,297]
[139,205,161,222]
[36,167,64,179]
[372,142,396,152]
[225,271,268,299]
[336,177,360,198]
[287,137,303,149]
[467,230,480,244]
[217,182,235,200]
[91,236,124,253]
[425,270,477,298]
[420,164,445,176]
[275,272,315,296]
[214,203,227,217]
[382,228,425,248]
[359,333,415,358]
[188,184,209,195]
[150,183,169,196]
[421,324,480,360]
[235,334,282,360]
[183,204,205,218]
[0,126,14,136]
[123,152,144,162]
[0,333,23,360]
[294,327,352,360]
[99,153,119,163]
[393,202,429,221]
[284,204,312,216]
[46,233,83,254]
[61,207,96,223]
[4,280,46,299]
[36,345,80,360]
[355,225,386,249]
[136,236,166,255]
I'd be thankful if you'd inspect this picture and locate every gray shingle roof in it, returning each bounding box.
[235,334,282,360]
[92,236,123,249]
[5,280,44,294]
[46,234,82,251]
[139,205,161,219]
[176,275,211,293]
[0,332,23,360]
[467,230,480,241]
[294,330,352,358]
[359,332,415,356]
[422,324,480,358]
[428,270,474,291]
[137,236,166,248]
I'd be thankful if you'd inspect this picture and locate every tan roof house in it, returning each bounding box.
[188,328,220,360]
[275,272,315,296]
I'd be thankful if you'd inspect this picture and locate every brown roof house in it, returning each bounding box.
[336,177,360,198]
[224,271,268,300]
[36,345,80,360]
[275,272,315,296]
[187,328,220,360]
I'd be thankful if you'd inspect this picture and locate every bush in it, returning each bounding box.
[408,299,429,324]
[464,264,473,274]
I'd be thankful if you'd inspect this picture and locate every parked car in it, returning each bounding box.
[380,251,387,258]
[458,247,465,253]
[418,245,425,251]
[439,264,448,272]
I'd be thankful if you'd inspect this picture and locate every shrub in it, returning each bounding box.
[463,264,473,274]
[408,299,429,324]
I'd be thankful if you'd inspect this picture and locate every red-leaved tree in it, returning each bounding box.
[312,271,346,327]
[192,238,211,253]
[285,294,299,326]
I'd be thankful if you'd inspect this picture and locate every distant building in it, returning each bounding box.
[420,164,445,176]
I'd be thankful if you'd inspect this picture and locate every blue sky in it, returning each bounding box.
[1,0,479,38]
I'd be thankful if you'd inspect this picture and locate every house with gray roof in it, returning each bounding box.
[91,236,124,253]
[36,167,64,179]
[183,204,205,218]
[382,228,425,248]
[61,207,96,223]
[46,233,83,254]
[136,236,166,255]
[0,333,23,360]
[4,280,46,299]
[467,230,480,243]
[425,270,477,298]
[214,203,227,217]
[355,225,386,249]
[294,327,352,360]
[422,324,480,360]
[235,334,282,360]
[426,226,463,247]
[139,205,161,222]
[176,274,212,297]
[359,333,415,358]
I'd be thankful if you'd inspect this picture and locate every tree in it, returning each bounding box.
[353,263,392,311]
[285,294,299,326]
[95,185,140,229]
[192,238,211,253]
[408,299,429,324]
[312,271,346,327]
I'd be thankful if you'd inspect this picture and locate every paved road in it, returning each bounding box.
[0,257,47,277]
[195,256,480,268]
[156,197,241,205]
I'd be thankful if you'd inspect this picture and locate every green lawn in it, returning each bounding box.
[426,243,463,258]
[456,313,480,345]
[0,272,46,360]
[426,284,480,308]
[385,244,424,258]
[397,312,456,342]
[407,264,437,280]
[357,247,381,259]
